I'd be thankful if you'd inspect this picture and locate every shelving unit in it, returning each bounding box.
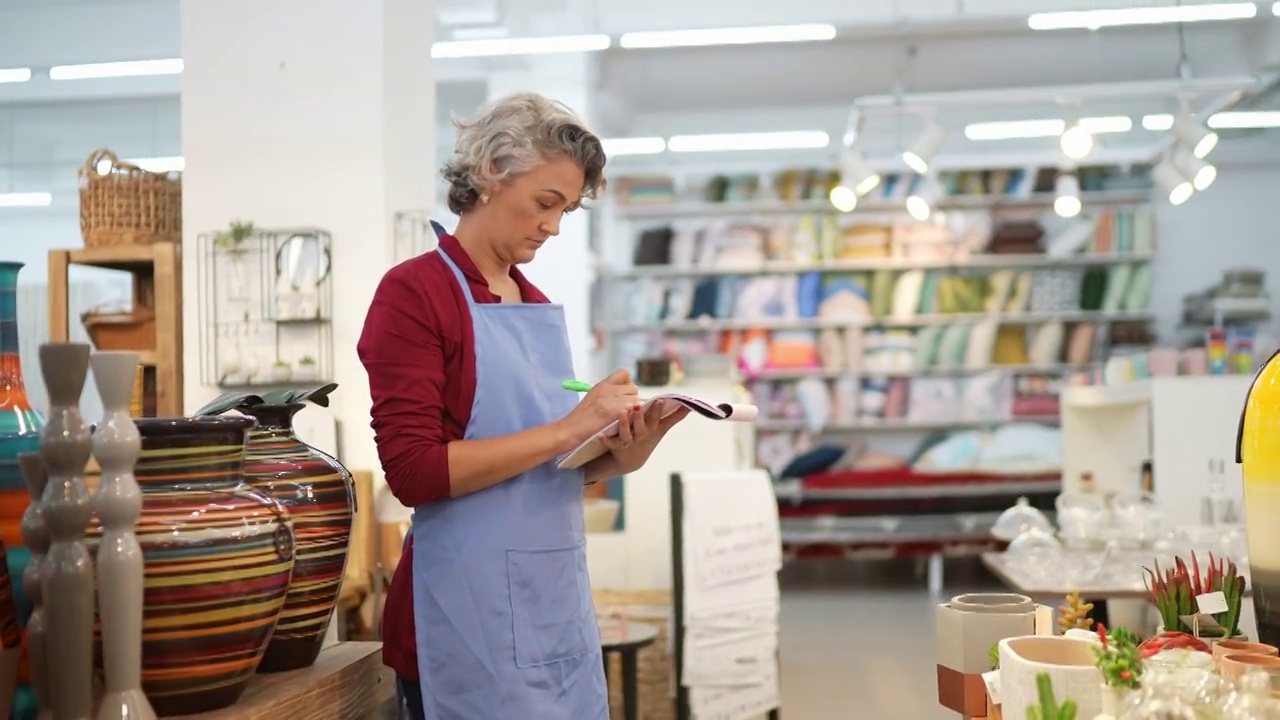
[592,164,1159,581]
[46,242,183,416]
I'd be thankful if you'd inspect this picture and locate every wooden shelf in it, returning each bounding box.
[47,243,183,416]
[170,642,393,720]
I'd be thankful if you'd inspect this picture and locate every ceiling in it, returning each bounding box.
[2,0,1280,195]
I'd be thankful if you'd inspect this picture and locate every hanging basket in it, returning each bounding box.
[78,148,182,248]
[80,306,156,352]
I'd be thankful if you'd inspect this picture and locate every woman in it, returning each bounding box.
[358,92,689,720]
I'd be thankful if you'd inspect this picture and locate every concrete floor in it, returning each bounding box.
[776,557,1000,720]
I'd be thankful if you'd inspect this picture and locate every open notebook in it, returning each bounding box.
[556,393,758,470]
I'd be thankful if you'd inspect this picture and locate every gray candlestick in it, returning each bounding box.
[18,453,52,720]
[89,352,154,720]
[38,342,94,720]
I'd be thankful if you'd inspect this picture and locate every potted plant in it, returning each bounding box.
[1029,672,1077,720]
[213,220,255,252]
[1143,552,1246,640]
[270,360,291,383]
[1057,592,1095,635]
[1092,624,1143,716]
[295,356,318,381]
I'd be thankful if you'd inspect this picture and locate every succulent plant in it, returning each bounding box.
[1027,672,1076,720]
[1143,551,1245,638]
[1057,591,1095,632]
[1092,623,1143,689]
[194,382,338,417]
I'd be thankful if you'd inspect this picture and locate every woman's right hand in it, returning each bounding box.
[557,369,640,446]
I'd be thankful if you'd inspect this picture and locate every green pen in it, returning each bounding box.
[561,380,593,393]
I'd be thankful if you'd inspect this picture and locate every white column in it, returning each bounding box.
[180,0,434,493]
[486,54,598,381]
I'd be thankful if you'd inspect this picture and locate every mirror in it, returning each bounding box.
[275,233,330,290]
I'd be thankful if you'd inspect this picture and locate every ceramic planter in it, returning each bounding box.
[96,416,296,716]
[237,403,354,673]
[1238,350,1280,647]
[1099,684,1132,717]
[935,593,1036,716]
[998,636,1103,720]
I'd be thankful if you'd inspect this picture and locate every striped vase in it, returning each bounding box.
[103,415,295,716]
[237,402,354,673]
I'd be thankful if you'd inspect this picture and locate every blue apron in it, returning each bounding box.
[412,231,608,720]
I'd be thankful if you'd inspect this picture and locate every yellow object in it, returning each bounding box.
[1056,591,1094,632]
[1238,350,1280,644]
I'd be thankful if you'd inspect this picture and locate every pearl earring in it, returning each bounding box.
[480,194,490,204]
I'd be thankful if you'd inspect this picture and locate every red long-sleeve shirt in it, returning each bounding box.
[357,230,549,680]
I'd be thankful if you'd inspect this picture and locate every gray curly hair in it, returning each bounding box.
[441,92,607,215]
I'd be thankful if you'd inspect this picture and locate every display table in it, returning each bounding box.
[600,621,660,720]
[170,642,393,720]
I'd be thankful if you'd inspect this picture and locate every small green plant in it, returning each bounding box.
[1093,623,1143,690]
[274,360,289,367]
[1027,672,1077,720]
[194,382,338,416]
[298,356,316,366]
[989,642,1000,670]
[214,220,255,250]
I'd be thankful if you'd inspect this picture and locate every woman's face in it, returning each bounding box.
[485,156,585,265]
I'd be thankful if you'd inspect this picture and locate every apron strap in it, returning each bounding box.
[431,221,478,308]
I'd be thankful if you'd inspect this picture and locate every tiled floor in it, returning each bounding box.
[374,558,1001,719]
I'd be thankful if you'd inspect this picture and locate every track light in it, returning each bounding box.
[906,176,942,222]
[1059,122,1094,160]
[902,124,946,174]
[1152,157,1194,205]
[1172,149,1217,191]
[1171,114,1219,158]
[829,148,881,212]
[829,186,858,213]
[1053,173,1082,218]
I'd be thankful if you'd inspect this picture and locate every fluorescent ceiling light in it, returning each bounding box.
[0,68,31,84]
[1029,2,1257,30]
[1143,114,1174,131]
[1274,1,1279,15]
[666,131,830,153]
[601,137,666,156]
[619,24,837,49]
[0,192,52,208]
[431,34,611,59]
[964,116,1132,141]
[1207,111,1280,129]
[49,58,183,80]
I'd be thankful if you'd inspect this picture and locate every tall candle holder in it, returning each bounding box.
[89,351,155,720]
[18,452,51,720]
[38,342,93,720]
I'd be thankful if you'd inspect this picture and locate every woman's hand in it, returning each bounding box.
[593,399,691,477]
[556,369,641,447]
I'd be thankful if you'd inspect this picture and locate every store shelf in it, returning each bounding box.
[779,512,1001,546]
[774,477,1061,502]
[752,362,1096,381]
[604,310,1154,334]
[757,414,1059,433]
[616,189,1150,220]
[603,252,1153,281]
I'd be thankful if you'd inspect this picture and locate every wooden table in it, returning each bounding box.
[170,642,394,720]
[600,621,659,720]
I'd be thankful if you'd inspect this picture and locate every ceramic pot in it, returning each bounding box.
[0,262,44,616]
[935,592,1035,717]
[1213,638,1279,673]
[1220,653,1280,692]
[103,416,295,716]
[1099,684,1131,717]
[1237,349,1280,647]
[998,636,1103,720]
[237,403,353,673]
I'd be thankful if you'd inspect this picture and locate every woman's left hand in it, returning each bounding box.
[596,400,690,476]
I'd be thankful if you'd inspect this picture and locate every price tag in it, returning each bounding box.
[1196,591,1229,615]
[981,670,1001,705]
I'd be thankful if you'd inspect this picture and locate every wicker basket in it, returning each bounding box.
[81,308,156,352]
[78,148,182,248]
[594,589,675,720]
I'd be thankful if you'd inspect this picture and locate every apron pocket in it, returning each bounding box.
[507,544,589,668]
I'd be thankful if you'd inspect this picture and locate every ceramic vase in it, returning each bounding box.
[17,453,48,720]
[0,262,45,614]
[38,342,94,720]
[237,403,354,672]
[1238,349,1280,647]
[88,352,154,720]
[935,593,1036,717]
[122,415,295,716]
[998,636,1103,720]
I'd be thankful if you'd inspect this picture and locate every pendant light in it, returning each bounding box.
[1172,148,1217,191]
[1053,172,1082,218]
[1152,157,1194,205]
